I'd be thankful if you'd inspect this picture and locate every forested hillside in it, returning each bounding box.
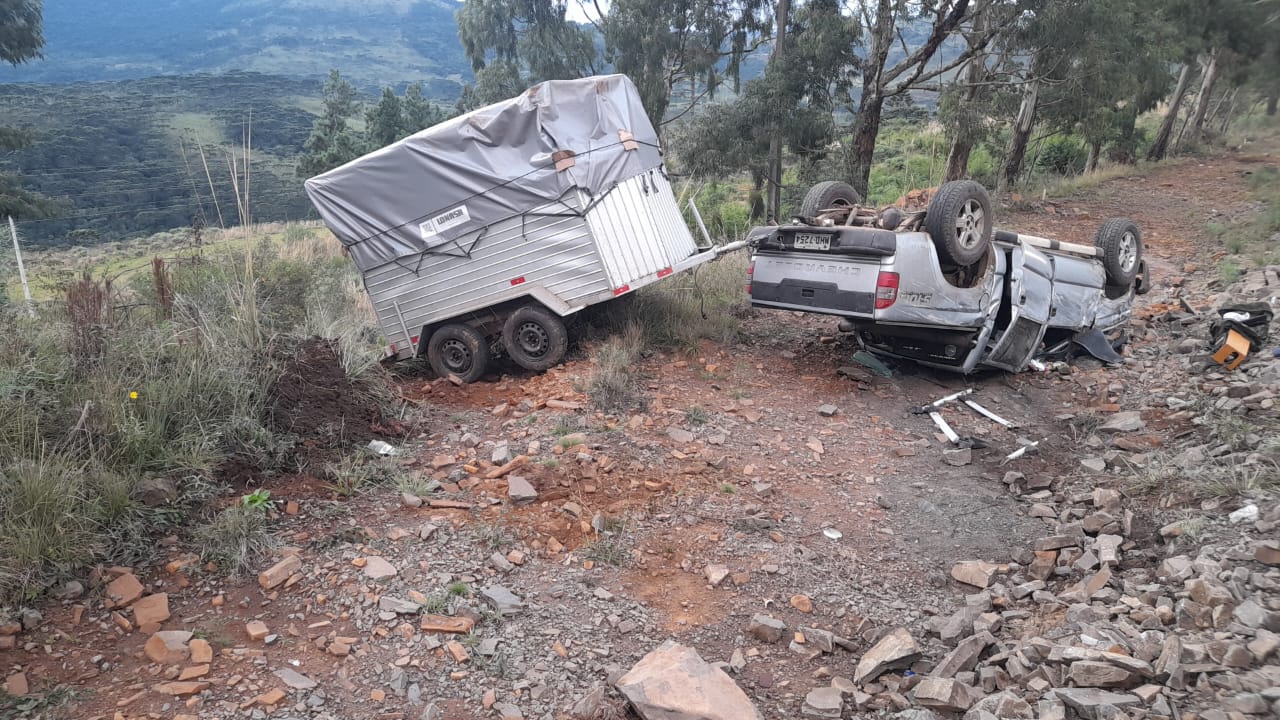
[0,74,323,246]
[3,0,470,90]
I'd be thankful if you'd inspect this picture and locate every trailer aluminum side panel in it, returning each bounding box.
[366,192,611,357]
[587,171,700,291]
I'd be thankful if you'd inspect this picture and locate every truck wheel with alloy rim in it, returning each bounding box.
[924,180,993,267]
[502,305,568,372]
[1094,218,1143,288]
[426,324,490,383]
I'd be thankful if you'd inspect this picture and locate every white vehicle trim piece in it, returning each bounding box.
[964,399,1016,428]
[930,411,961,444]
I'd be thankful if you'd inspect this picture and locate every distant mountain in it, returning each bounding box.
[2,0,470,93]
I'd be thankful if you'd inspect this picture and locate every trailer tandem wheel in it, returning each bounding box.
[503,305,569,372]
[426,324,490,383]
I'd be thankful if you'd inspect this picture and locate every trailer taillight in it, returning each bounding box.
[746,261,755,294]
[875,271,899,309]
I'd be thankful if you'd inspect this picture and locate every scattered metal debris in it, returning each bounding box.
[851,350,894,377]
[963,399,1016,429]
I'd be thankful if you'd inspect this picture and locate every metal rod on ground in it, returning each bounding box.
[964,399,1016,428]
[1003,439,1041,463]
[929,411,961,445]
[926,388,974,409]
[7,215,35,318]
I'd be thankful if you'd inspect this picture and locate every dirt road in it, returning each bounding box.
[7,144,1278,720]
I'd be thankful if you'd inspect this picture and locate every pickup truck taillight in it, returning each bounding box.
[745,261,755,294]
[875,271,899,309]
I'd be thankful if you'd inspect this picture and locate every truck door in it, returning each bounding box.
[983,245,1053,372]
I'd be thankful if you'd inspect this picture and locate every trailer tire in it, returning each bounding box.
[799,181,861,218]
[503,305,568,372]
[1094,218,1142,288]
[924,180,993,267]
[426,324,490,383]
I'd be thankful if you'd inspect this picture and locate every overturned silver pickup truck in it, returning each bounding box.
[746,180,1151,373]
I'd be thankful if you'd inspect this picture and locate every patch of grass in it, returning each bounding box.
[394,475,441,497]
[324,453,400,497]
[194,504,279,577]
[585,323,647,413]
[685,406,710,425]
[0,458,101,603]
[0,226,387,603]
[1218,259,1242,284]
[582,534,632,567]
[471,524,510,551]
[0,685,76,720]
[420,593,451,614]
[447,581,471,597]
[719,483,737,494]
[540,458,560,468]
[729,389,750,400]
[551,424,575,437]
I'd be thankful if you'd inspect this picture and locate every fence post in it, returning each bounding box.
[7,215,35,318]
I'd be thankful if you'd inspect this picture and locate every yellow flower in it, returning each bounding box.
[129,391,139,400]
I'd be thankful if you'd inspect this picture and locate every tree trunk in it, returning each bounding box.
[943,15,988,182]
[1113,107,1138,164]
[945,139,974,182]
[764,0,791,222]
[1190,49,1220,139]
[1085,141,1101,174]
[998,79,1039,193]
[843,0,894,199]
[1268,92,1278,116]
[847,91,887,199]
[1148,62,1193,162]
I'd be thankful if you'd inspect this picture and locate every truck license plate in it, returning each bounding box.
[793,233,830,250]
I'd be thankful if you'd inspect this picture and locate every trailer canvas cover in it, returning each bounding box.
[304,74,663,273]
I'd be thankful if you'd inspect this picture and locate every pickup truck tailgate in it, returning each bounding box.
[750,251,883,316]
[747,226,896,317]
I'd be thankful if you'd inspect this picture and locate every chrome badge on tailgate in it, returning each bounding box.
[792,232,831,251]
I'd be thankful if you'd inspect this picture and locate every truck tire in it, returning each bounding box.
[1094,218,1143,288]
[426,324,490,383]
[799,181,862,218]
[924,180,993,267]
[503,305,568,372]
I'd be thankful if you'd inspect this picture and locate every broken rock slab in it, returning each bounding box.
[481,585,524,615]
[1098,411,1144,433]
[362,556,398,580]
[105,573,145,609]
[274,668,318,690]
[950,561,998,589]
[507,476,539,505]
[932,631,994,678]
[615,641,764,720]
[914,677,982,712]
[965,691,1034,719]
[748,615,787,644]
[144,630,192,665]
[1051,688,1140,720]
[854,627,921,684]
[803,687,844,718]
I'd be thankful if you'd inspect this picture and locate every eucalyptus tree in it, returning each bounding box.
[455,0,598,110]
[1,0,56,219]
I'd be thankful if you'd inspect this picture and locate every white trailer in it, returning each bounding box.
[306,75,722,382]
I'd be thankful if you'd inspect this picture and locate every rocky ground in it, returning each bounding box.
[3,146,1279,720]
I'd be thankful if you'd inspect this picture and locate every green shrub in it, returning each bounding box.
[1036,136,1087,175]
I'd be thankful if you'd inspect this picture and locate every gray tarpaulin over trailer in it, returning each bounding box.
[303,74,664,273]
